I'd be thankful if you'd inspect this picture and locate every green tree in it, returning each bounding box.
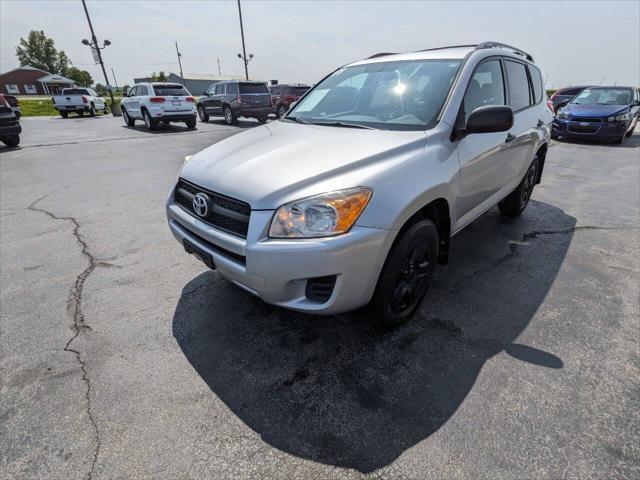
[66,67,93,87]
[94,83,109,95]
[149,71,167,82]
[15,30,71,74]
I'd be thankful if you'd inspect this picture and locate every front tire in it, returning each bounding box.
[122,108,135,127]
[143,110,157,130]
[369,219,438,329]
[197,105,209,122]
[223,105,236,125]
[257,115,268,124]
[498,156,539,217]
[89,104,96,117]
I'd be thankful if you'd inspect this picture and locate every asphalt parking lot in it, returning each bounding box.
[1,115,639,479]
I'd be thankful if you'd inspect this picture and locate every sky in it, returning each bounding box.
[1,0,639,89]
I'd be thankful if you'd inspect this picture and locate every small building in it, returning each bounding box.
[0,66,76,95]
[133,72,245,95]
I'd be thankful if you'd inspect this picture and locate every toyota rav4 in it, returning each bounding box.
[167,42,553,327]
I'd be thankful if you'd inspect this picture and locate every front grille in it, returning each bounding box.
[569,117,602,123]
[174,179,251,238]
[305,275,337,303]
[568,124,600,134]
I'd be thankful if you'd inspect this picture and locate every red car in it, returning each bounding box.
[269,84,310,118]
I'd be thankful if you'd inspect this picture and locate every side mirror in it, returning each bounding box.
[202,91,208,96]
[465,105,513,134]
[121,92,127,97]
[289,101,297,110]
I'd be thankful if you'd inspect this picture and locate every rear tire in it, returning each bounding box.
[223,105,236,125]
[60,111,68,119]
[185,118,197,129]
[498,156,539,217]
[197,105,209,122]
[143,110,157,131]
[122,108,135,127]
[257,115,268,124]
[368,219,438,329]
[1,135,20,147]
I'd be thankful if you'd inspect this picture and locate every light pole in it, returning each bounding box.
[80,0,121,115]
[111,67,118,92]
[175,42,184,84]
[236,0,252,80]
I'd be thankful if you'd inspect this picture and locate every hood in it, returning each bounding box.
[564,103,629,117]
[179,121,426,209]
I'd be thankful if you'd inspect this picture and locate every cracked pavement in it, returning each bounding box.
[1,115,639,479]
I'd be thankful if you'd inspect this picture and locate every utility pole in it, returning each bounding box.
[80,0,120,115]
[217,57,221,76]
[237,0,249,80]
[111,67,118,91]
[175,41,184,84]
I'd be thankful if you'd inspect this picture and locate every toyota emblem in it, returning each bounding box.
[193,192,209,217]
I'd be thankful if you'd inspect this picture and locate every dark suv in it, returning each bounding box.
[549,85,591,112]
[269,84,310,118]
[197,81,271,125]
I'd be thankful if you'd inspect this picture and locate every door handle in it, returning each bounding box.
[537,119,545,127]
[505,133,516,143]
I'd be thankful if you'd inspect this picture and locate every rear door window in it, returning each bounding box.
[153,85,190,96]
[463,59,506,122]
[239,83,269,94]
[505,60,531,111]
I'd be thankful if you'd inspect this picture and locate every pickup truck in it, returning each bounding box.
[52,88,108,118]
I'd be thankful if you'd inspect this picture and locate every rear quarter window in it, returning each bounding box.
[239,83,269,94]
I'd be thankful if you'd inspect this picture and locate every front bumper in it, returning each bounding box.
[552,118,628,139]
[166,186,394,315]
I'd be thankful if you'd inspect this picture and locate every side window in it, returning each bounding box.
[138,86,148,96]
[129,86,138,97]
[528,65,543,104]
[227,83,238,95]
[463,59,505,122]
[216,83,225,95]
[505,60,532,111]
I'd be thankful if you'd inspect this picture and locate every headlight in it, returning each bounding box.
[556,109,569,119]
[610,113,630,121]
[269,187,373,238]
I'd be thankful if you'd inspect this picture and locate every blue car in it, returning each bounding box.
[552,86,640,144]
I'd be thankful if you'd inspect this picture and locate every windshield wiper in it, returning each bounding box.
[309,121,376,130]
[286,116,310,125]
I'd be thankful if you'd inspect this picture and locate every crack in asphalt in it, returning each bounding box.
[27,191,106,480]
[447,225,636,293]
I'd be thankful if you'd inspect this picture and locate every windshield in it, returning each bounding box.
[153,85,190,96]
[570,87,632,106]
[287,59,462,130]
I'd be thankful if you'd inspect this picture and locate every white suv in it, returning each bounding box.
[121,82,197,130]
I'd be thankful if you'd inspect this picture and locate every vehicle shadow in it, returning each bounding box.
[172,200,573,472]
[201,118,268,129]
[120,123,195,134]
[555,130,639,148]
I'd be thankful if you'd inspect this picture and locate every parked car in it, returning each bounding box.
[269,84,310,118]
[121,83,197,130]
[52,87,107,118]
[167,42,552,328]
[549,85,590,112]
[2,94,20,119]
[197,81,271,125]
[0,94,21,147]
[552,86,640,144]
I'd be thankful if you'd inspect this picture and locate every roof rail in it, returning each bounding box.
[476,41,534,62]
[366,52,398,59]
[416,44,478,53]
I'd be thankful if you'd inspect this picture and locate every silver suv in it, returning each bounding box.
[166,42,553,327]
